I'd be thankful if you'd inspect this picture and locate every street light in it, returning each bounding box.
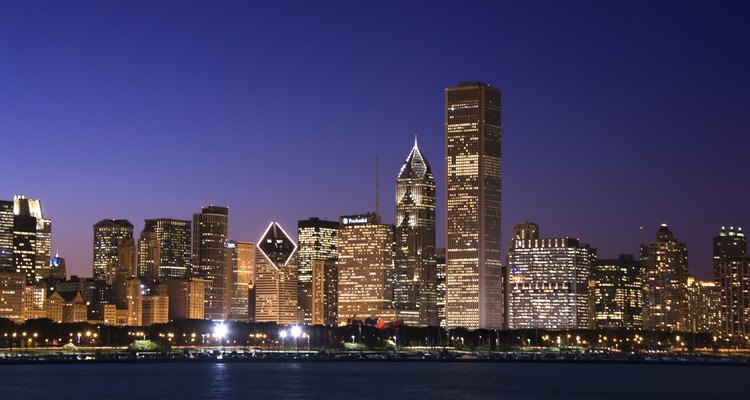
[214,322,228,352]
[280,330,287,350]
[291,326,302,353]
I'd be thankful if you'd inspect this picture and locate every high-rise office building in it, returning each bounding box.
[395,138,437,327]
[297,217,338,324]
[13,214,36,283]
[192,205,229,320]
[93,219,134,284]
[685,276,722,334]
[311,259,338,326]
[641,224,689,331]
[445,82,503,330]
[138,218,192,282]
[337,213,396,325]
[0,200,14,271]
[713,226,749,335]
[506,223,596,329]
[591,255,643,329]
[435,248,446,328]
[227,240,255,322]
[13,195,52,280]
[254,222,299,324]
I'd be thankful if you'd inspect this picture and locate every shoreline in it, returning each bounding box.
[2,351,749,367]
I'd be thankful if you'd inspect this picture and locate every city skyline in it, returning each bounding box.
[2,1,749,280]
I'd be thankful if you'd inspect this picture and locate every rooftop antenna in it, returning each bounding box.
[375,155,380,218]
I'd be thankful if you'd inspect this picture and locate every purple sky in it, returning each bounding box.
[1,1,748,280]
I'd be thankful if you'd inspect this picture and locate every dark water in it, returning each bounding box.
[0,362,744,399]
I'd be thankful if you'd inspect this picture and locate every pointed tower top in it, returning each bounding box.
[414,134,418,149]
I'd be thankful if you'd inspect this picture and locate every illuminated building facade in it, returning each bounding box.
[227,240,255,322]
[297,217,338,324]
[138,218,191,282]
[165,278,206,320]
[685,276,722,334]
[47,291,88,323]
[591,255,643,329]
[435,248,446,328]
[24,283,47,320]
[13,214,36,283]
[0,272,26,323]
[395,138,437,326]
[0,200,13,271]
[254,222,299,324]
[337,213,396,324]
[641,224,689,331]
[14,195,52,281]
[713,226,750,335]
[192,205,229,320]
[311,259,338,325]
[506,224,596,329]
[445,82,503,330]
[142,294,169,326]
[93,219,134,284]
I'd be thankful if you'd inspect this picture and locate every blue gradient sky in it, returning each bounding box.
[1,1,748,279]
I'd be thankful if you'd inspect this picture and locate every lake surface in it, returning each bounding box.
[0,362,744,399]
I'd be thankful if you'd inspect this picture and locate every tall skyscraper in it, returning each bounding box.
[506,223,596,329]
[337,213,396,325]
[297,217,338,324]
[254,222,299,324]
[713,226,749,335]
[93,219,134,284]
[13,196,52,280]
[395,138,437,326]
[138,218,192,282]
[227,240,255,322]
[591,255,643,329]
[192,205,229,320]
[641,224,689,331]
[445,82,502,330]
[12,214,36,283]
[0,200,14,271]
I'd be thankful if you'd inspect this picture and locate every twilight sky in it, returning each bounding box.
[1,1,748,280]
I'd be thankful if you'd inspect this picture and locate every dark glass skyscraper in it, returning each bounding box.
[0,200,14,271]
[592,255,643,329]
[192,205,229,320]
[13,214,36,283]
[445,82,502,329]
[297,217,338,324]
[713,226,749,335]
[395,138,437,326]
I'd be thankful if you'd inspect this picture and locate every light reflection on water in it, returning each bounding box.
[0,362,745,399]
